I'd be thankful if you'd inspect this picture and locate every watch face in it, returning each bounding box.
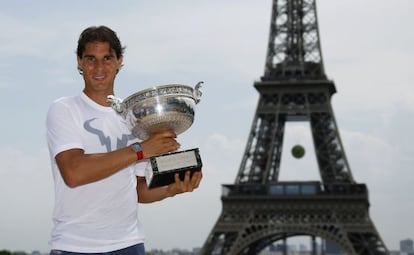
[132,142,142,152]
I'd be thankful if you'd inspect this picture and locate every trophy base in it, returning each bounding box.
[145,148,202,189]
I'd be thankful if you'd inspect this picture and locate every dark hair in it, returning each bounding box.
[76,25,125,59]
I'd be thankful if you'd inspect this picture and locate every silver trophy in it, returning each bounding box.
[107,81,203,188]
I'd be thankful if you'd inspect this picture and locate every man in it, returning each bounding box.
[46,25,202,255]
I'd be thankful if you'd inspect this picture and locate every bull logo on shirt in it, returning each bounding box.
[84,118,134,152]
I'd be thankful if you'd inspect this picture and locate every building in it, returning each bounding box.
[400,238,414,254]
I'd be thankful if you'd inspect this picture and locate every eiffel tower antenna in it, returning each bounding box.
[199,0,389,254]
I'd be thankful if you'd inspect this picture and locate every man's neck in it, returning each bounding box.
[83,89,113,107]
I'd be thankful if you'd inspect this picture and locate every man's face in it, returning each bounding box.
[77,42,123,94]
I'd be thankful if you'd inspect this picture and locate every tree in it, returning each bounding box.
[0,250,13,255]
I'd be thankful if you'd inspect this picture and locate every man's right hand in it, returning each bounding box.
[140,131,180,158]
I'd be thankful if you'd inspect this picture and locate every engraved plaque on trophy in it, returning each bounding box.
[107,82,203,188]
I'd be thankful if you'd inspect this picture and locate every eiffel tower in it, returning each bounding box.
[199,0,389,254]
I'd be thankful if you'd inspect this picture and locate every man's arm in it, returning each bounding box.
[56,131,180,188]
[55,147,136,188]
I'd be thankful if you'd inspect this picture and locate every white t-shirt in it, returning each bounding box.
[46,92,147,252]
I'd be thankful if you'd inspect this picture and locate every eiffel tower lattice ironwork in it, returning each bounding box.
[199,0,389,254]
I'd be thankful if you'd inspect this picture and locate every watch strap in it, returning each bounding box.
[131,142,144,161]
[136,150,144,161]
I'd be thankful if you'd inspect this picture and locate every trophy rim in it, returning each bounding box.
[121,84,197,112]
[124,84,194,101]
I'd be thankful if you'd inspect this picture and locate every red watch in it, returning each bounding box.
[131,142,144,160]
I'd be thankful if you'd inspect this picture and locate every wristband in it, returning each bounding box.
[136,150,144,161]
[131,142,144,161]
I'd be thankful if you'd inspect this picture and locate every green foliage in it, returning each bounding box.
[0,250,29,255]
[0,251,14,255]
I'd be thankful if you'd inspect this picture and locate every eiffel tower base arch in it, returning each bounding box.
[200,183,388,255]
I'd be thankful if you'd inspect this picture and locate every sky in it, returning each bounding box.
[0,0,413,252]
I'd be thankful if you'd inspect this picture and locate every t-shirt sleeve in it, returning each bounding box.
[46,99,84,159]
[134,159,150,177]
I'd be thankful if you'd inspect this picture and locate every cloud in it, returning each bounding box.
[339,103,414,249]
[0,146,54,252]
[0,0,413,252]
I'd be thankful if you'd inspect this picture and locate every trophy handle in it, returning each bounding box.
[194,81,203,104]
[107,95,125,114]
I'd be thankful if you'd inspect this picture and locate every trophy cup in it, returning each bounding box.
[107,81,203,188]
